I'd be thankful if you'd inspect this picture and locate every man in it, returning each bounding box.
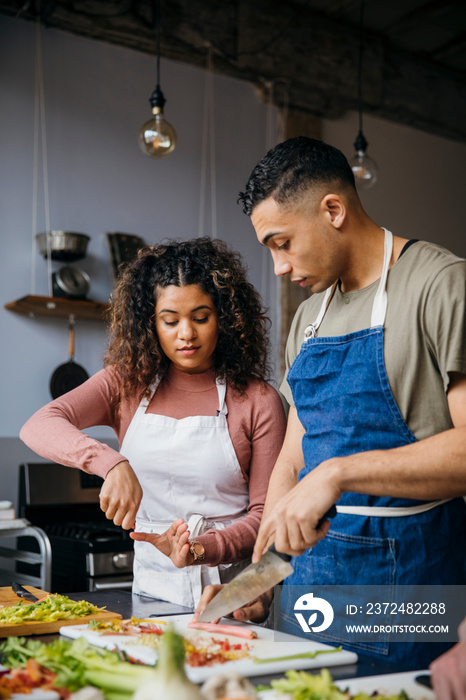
[195,137,466,668]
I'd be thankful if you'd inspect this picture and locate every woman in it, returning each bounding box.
[20,237,286,608]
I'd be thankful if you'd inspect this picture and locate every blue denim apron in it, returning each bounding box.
[280,229,466,669]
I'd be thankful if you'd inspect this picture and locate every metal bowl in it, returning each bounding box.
[36,231,90,262]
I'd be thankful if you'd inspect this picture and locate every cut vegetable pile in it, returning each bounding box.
[86,617,254,667]
[0,635,156,700]
[259,668,413,700]
[0,596,105,625]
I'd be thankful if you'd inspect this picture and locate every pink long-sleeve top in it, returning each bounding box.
[20,365,286,566]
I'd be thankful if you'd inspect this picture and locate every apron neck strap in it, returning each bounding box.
[304,227,393,340]
[370,227,393,328]
[216,380,228,416]
[140,374,227,415]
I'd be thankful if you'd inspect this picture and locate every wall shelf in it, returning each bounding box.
[4,295,109,321]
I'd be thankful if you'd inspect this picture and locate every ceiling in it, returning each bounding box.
[2,0,466,143]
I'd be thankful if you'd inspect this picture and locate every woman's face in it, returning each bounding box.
[155,284,218,374]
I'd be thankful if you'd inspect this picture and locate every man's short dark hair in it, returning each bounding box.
[238,136,356,216]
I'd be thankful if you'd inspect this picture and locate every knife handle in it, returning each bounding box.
[415,674,432,690]
[268,504,337,562]
[317,503,337,528]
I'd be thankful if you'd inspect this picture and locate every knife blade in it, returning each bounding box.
[198,504,337,622]
[12,581,39,602]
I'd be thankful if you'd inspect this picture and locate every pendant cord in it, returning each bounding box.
[198,44,217,239]
[32,9,53,297]
[208,46,217,239]
[155,0,161,88]
[31,16,40,296]
[357,0,365,134]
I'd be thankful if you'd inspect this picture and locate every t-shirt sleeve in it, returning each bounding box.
[279,299,314,406]
[423,260,466,390]
[19,367,126,478]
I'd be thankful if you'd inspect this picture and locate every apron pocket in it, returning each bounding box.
[279,531,396,656]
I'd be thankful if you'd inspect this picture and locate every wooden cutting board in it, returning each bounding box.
[0,586,121,637]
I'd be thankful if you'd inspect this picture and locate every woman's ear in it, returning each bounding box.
[321,194,346,229]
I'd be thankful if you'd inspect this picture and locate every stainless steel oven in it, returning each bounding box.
[18,462,133,593]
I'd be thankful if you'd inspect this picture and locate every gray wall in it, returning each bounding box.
[2,15,466,510]
[323,111,466,258]
[0,15,278,506]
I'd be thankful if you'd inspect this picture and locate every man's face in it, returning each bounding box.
[250,196,344,294]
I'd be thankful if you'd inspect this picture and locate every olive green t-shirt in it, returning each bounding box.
[280,240,466,441]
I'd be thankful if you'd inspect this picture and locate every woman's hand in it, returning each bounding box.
[130,518,193,567]
[193,584,273,624]
[99,460,143,530]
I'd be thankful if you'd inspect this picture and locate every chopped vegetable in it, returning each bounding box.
[133,625,204,700]
[0,636,156,700]
[0,595,105,625]
[188,622,257,639]
[88,617,165,636]
[263,669,413,700]
[253,646,341,664]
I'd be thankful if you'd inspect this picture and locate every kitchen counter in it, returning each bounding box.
[25,589,413,686]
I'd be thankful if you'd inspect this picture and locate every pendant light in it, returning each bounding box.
[349,0,378,189]
[138,0,176,158]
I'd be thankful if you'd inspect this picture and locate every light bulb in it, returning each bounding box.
[350,150,378,189]
[139,106,176,158]
[350,129,378,189]
[139,84,176,159]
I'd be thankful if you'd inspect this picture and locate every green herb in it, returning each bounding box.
[0,594,105,625]
[253,646,342,664]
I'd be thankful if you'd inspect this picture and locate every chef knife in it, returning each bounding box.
[12,581,39,602]
[198,504,337,622]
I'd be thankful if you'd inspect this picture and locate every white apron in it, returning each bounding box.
[121,377,250,608]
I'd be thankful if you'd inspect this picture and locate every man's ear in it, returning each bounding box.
[321,194,346,228]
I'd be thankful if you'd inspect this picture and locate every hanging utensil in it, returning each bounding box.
[49,315,89,399]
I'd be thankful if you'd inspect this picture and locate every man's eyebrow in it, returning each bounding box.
[261,232,280,246]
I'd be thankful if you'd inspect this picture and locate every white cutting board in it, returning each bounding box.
[60,613,357,683]
[258,670,434,699]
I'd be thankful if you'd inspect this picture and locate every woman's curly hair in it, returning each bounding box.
[104,237,271,403]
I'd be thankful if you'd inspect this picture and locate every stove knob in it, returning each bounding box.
[112,553,131,569]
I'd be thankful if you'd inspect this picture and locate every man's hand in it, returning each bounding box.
[252,462,339,562]
[130,519,193,567]
[429,615,466,700]
[99,460,142,530]
[430,641,466,700]
[193,584,273,624]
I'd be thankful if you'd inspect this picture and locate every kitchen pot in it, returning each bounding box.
[36,231,90,262]
[52,265,90,299]
[50,317,89,399]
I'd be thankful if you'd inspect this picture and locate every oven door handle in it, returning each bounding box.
[92,580,133,590]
